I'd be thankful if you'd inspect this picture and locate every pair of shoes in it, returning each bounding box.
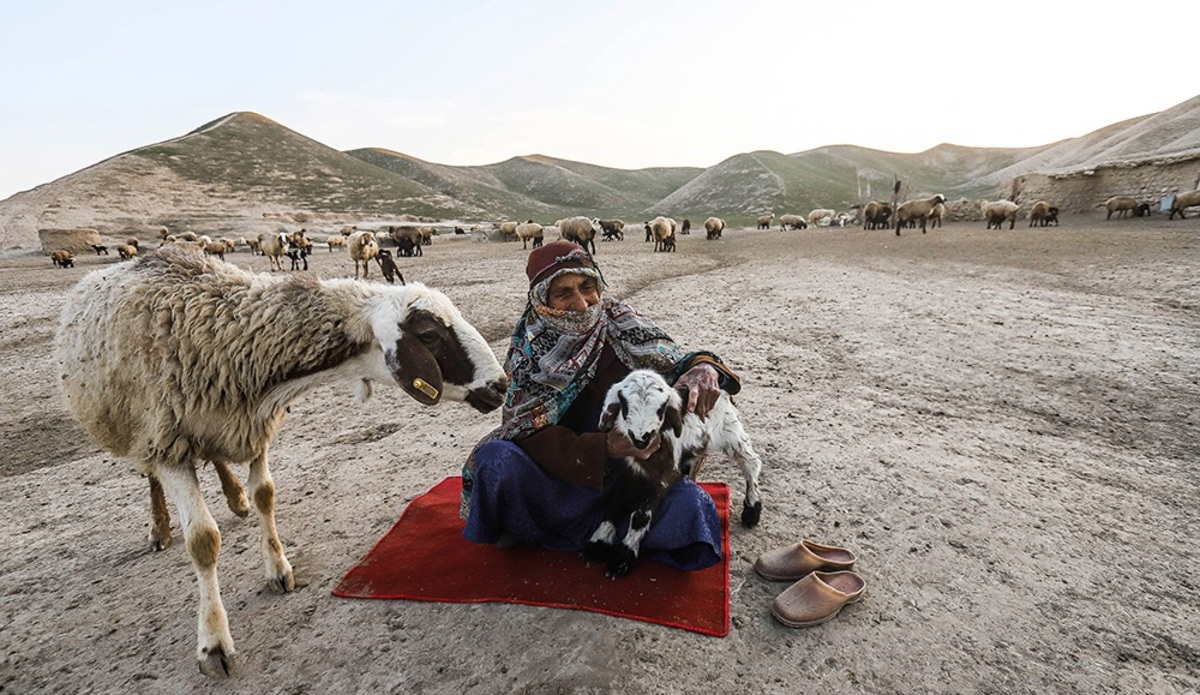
[754,539,856,581]
[770,570,866,627]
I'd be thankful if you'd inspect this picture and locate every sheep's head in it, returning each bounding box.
[599,370,684,449]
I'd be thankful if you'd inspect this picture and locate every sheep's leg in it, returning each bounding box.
[608,507,651,579]
[247,449,294,594]
[148,474,173,551]
[715,413,764,528]
[156,463,235,679]
[212,462,250,517]
[582,519,617,566]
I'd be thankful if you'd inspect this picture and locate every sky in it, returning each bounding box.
[3,0,1196,201]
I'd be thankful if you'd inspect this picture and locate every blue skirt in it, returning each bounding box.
[463,440,722,571]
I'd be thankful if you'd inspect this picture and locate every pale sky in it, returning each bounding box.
[3,0,1196,201]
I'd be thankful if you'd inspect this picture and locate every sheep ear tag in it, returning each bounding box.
[386,332,444,406]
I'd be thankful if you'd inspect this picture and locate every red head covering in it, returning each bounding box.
[525,240,597,287]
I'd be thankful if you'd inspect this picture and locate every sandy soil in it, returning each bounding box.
[1,217,1197,694]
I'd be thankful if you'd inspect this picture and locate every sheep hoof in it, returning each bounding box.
[227,494,250,518]
[741,501,762,528]
[150,534,172,552]
[606,559,634,579]
[198,644,234,679]
[266,570,296,594]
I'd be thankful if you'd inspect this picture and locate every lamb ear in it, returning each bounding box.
[386,331,443,405]
[663,403,684,438]
[598,400,621,431]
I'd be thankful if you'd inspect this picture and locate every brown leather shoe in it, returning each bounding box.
[771,570,865,628]
[754,540,856,581]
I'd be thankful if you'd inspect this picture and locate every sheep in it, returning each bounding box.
[927,202,946,229]
[778,213,806,231]
[391,226,424,258]
[598,219,625,241]
[1105,196,1140,220]
[1168,190,1200,220]
[54,245,508,678]
[680,218,691,235]
[704,216,726,240]
[50,249,74,268]
[583,369,763,578]
[808,209,836,227]
[419,226,436,246]
[514,221,544,250]
[202,239,228,261]
[90,243,109,255]
[981,200,1020,230]
[649,216,676,252]
[375,249,405,284]
[1134,202,1153,217]
[284,243,308,271]
[1029,200,1059,227]
[326,235,346,251]
[862,201,892,230]
[644,222,653,242]
[558,216,599,254]
[116,244,138,260]
[894,194,947,235]
[245,238,262,255]
[348,230,380,278]
[259,231,288,271]
[498,221,520,241]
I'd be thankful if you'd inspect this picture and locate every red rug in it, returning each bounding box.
[333,476,730,637]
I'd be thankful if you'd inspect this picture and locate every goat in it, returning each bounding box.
[375,248,405,284]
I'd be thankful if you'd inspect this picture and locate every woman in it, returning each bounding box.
[461,241,741,570]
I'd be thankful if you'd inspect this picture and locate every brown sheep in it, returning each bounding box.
[51,249,75,268]
[862,201,892,230]
[704,216,726,240]
[391,226,424,257]
[982,200,1020,230]
[1029,201,1059,227]
[1105,196,1140,220]
[756,214,774,229]
[117,244,139,260]
[895,194,946,235]
[1168,190,1200,220]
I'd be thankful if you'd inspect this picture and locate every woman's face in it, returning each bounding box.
[546,273,600,312]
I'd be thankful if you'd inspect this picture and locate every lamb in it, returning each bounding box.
[558,216,599,254]
[808,209,836,227]
[202,239,228,261]
[245,237,262,255]
[778,213,806,231]
[348,230,379,278]
[756,214,774,230]
[598,219,625,241]
[390,226,424,258]
[1168,190,1200,220]
[50,249,74,268]
[1029,200,1059,227]
[894,194,947,235]
[375,248,405,284]
[982,200,1020,230]
[54,245,507,678]
[649,216,676,252]
[583,369,764,578]
[704,216,726,239]
[259,231,288,271]
[861,201,892,230]
[515,221,544,249]
[283,242,308,271]
[326,234,346,251]
[90,243,109,255]
[418,226,437,246]
[117,244,138,260]
[1105,196,1140,220]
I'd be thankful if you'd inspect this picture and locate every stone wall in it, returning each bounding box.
[1006,154,1200,215]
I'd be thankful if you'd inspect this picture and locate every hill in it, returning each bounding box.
[2,95,1198,249]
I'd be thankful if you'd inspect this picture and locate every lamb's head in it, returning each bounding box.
[599,370,684,449]
[369,283,506,413]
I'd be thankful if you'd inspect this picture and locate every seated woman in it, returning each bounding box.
[460,241,741,571]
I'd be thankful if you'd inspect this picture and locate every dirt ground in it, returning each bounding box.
[1,216,1197,695]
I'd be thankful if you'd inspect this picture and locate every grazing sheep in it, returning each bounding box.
[583,369,763,578]
[558,216,599,254]
[894,194,947,235]
[178,231,199,242]
[375,249,405,284]
[90,244,109,255]
[1105,196,1140,220]
[515,222,544,250]
[778,214,806,231]
[704,216,726,240]
[756,214,774,230]
[117,244,138,260]
[680,218,691,235]
[807,209,836,228]
[50,249,74,268]
[1168,190,1200,220]
[54,245,507,678]
[391,226,424,258]
[126,237,140,249]
[498,221,520,242]
[202,240,228,261]
[326,235,346,251]
[862,201,892,230]
[259,232,288,271]
[598,219,625,241]
[1029,200,1059,227]
[982,200,1020,230]
[649,216,676,252]
[348,230,380,278]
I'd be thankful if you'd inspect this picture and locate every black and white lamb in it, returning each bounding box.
[584,369,764,578]
[54,245,507,679]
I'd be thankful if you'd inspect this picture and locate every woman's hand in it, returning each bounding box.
[606,428,660,460]
[674,363,720,419]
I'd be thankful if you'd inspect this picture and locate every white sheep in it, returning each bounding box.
[649,216,676,252]
[498,221,520,241]
[704,216,726,240]
[54,245,507,678]
[928,202,947,229]
[894,194,947,235]
[557,216,600,254]
[347,230,379,278]
[756,214,774,229]
[981,200,1020,230]
[1168,190,1200,220]
[326,235,346,251]
[778,213,806,231]
[808,209,836,227]
[1104,196,1139,220]
[515,221,544,250]
[584,369,764,578]
[1029,201,1059,227]
[258,231,288,271]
